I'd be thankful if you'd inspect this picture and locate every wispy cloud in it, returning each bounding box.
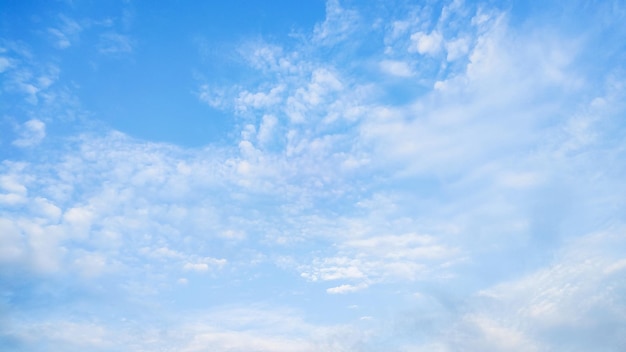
[47,15,82,49]
[379,59,413,77]
[12,119,46,147]
[98,32,134,54]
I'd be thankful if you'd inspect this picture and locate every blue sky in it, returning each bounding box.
[1,0,626,350]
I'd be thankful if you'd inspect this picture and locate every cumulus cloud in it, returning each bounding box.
[236,85,285,112]
[0,166,29,205]
[409,31,443,55]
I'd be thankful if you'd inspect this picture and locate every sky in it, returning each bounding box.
[1,0,626,351]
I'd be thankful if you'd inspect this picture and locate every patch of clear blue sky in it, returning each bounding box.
[1,0,326,146]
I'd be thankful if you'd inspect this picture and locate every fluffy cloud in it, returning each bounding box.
[409,31,443,55]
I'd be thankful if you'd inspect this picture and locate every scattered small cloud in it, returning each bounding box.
[409,31,443,56]
[183,257,227,272]
[326,283,368,294]
[0,57,11,72]
[98,32,133,54]
[47,15,82,49]
[12,119,46,147]
[379,59,413,77]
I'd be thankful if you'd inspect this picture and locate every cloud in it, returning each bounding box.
[301,257,367,282]
[47,15,82,49]
[73,251,108,278]
[183,262,210,272]
[183,257,227,272]
[0,164,29,206]
[98,32,133,54]
[445,36,470,61]
[48,28,72,49]
[2,55,60,105]
[379,59,413,77]
[312,0,360,45]
[409,31,443,55]
[236,85,285,112]
[2,305,377,352]
[0,57,11,72]
[257,114,278,146]
[218,229,246,241]
[0,218,24,263]
[441,228,626,351]
[326,283,368,294]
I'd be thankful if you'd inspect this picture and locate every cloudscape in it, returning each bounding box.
[1,1,626,351]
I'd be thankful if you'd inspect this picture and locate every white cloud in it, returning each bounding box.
[442,228,626,351]
[14,321,110,349]
[98,32,133,54]
[182,329,314,352]
[604,258,626,275]
[62,206,94,239]
[0,174,27,195]
[313,0,360,45]
[0,218,24,262]
[409,31,443,56]
[219,229,246,241]
[257,114,278,146]
[456,314,538,352]
[497,171,542,189]
[326,283,368,294]
[183,257,227,272]
[12,119,46,147]
[301,257,367,282]
[0,164,29,206]
[3,306,374,352]
[285,68,343,122]
[183,262,210,272]
[346,233,457,260]
[48,28,71,49]
[0,56,11,72]
[236,85,285,112]
[73,251,108,278]
[379,59,413,77]
[21,221,65,273]
[197,84,225,108]
[243,43,294,73]
[300,230,459,288]
[47,15,82,49]
[31,197,62,221]
[142,246,184,260]
[445,36,470,61]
